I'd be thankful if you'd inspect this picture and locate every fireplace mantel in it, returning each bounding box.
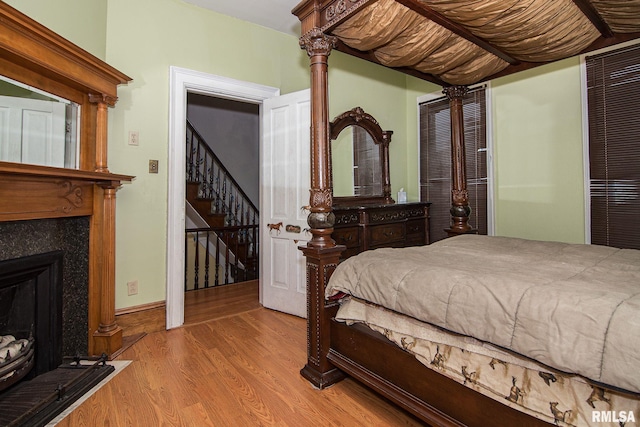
[0,162,133,222]
[0,2,133,357]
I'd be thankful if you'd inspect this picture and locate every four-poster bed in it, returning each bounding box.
[292,1,640,426]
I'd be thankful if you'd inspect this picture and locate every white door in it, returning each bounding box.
[0,95,66,167]
[260,89,310,318]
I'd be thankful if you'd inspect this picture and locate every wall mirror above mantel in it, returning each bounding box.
[330,107,394,207]
[0,0,131,174]
[1,76,80,169]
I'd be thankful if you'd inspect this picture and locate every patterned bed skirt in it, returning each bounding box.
[335,297,640,426]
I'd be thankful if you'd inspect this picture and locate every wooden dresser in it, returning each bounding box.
[332,202,431,260]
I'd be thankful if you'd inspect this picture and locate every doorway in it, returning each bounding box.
[167,67,280,329]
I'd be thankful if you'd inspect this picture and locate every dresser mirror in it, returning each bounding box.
[330,107,394,207]
[1,76,80,169]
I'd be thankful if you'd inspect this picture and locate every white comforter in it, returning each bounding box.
[327,235,640,393]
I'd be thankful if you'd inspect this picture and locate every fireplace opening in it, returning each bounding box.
[0,251,63,386]
[0,251,114,426]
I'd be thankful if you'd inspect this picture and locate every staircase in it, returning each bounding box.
[185,120,259,290]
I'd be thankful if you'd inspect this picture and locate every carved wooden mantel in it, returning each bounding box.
[0,2,133,357]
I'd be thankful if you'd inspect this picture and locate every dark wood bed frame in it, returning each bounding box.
[298,250,552,427]
[291,1,640,425]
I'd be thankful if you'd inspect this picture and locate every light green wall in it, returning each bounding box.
[492,58,585,243]
[4,0,107,59]
[400,61,586,245]
[102,0,414,309]
[104,0,313,308]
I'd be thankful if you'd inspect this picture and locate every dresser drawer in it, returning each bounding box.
[406,218,424,236]
[333,227,360,248]
[331,202,430,259]
[369,223,405,246]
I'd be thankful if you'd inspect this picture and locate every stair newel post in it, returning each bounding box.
[443,85,476,236]
[298,28,346,389]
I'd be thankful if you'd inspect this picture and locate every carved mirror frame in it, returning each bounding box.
[330,107,394,207]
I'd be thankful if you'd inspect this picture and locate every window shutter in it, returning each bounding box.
[420,87,487,242]
[586,44,640,249]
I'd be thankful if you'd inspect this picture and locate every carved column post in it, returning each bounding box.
[88,94,122,357]
[301,28,337,249]
[298,29,346,388]
[443,86,475,236]
[89,94,114,173]
[91,181,123,356]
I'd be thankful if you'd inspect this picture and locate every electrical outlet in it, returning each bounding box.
[149,159,159,174]
[128,130,139,146]
[127,280,138,296]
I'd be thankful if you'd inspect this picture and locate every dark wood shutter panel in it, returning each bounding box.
[586,44,640,249]
[420,87,488,242]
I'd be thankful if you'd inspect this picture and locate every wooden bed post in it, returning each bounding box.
[443,85,476,236]
[298,28,347,389]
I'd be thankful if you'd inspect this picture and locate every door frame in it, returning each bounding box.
[167,66,279,329]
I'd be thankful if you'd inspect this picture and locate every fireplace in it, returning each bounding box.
[0,218,90,359]
[0,220,116,426]
[0,250,63,389]
[0,2,134,360]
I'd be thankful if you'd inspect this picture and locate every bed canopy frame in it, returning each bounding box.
[292,1,640,425]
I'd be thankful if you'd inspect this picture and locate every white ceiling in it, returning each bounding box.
[183,0,302,36]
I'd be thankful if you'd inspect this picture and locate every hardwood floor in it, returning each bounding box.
[60,282,425,426]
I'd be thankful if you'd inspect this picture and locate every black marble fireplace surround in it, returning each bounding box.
[0,217,103,425]
[0,217,90,359]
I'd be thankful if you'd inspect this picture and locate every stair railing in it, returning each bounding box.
[185,225,259,290]
[186,120,259,227]
[185,120,259,290]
